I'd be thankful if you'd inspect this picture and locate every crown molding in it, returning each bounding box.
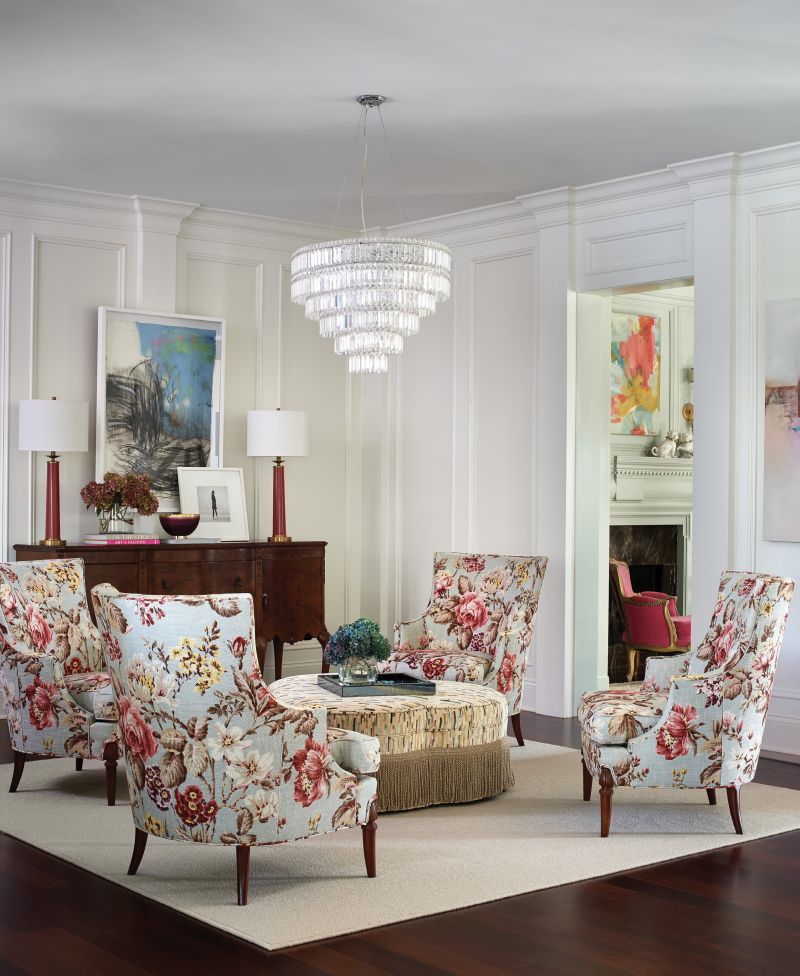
[668,153,740,201]
[387,199,535,246]
[516,187,576,229]
[0,176,139,228]
[133,195,198,235]
[180,205,348,250]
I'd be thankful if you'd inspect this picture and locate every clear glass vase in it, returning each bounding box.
[339,656,378,686]
[97,501,133,535]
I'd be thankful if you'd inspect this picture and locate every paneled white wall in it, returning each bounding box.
[0,183,350,680]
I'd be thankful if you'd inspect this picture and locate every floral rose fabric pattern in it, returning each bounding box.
[581,571,794,789]
[92,587,378,847]
[0,559,119,761]
[379,552,547,714]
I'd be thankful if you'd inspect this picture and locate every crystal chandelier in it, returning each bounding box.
[290,95,451,375]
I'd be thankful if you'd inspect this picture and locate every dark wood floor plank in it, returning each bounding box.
[2,716,800,976]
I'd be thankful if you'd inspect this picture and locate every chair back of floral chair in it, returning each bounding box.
[422,553,547,665]
[0,558,102,674]
[685,571,794,786]
[92,587,306,843]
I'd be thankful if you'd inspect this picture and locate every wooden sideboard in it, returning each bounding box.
[13,540,330,678]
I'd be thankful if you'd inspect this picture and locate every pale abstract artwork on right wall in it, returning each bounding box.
[763,299,800,541]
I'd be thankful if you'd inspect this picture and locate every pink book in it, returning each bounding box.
[83,538,161,546]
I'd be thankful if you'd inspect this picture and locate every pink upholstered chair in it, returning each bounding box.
[610,558,691,680]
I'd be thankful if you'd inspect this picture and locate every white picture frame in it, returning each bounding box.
[97,307,225,511]
[177,467,249,542]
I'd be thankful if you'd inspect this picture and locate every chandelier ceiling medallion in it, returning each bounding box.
[290,95,451,375]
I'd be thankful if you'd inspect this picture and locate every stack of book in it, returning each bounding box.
[83,533,161,546]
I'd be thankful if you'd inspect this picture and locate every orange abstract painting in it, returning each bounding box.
[610,313,661,435]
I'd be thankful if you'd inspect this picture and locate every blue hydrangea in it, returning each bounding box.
[324,617,391,666]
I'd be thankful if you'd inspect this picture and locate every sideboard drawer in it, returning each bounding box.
[145,552,254,596]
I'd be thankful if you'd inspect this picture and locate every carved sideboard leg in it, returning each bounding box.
[582,758,593,801]
[726,784,744,835]
[272,638,284,681]
[319,629,331,673]
[9,751,26,793]
[599,768,614,837]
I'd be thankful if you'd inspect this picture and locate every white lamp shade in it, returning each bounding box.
[18,399,89,453]
[247,410,309,458]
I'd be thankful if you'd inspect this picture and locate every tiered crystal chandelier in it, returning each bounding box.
[290,96,451,374]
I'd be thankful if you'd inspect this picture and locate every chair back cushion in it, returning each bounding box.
[0,559,102,673]
[424,553,547,662]
[610,559,634,598]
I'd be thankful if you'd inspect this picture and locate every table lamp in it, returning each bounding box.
[247,409,309,542]
[19,397,89,546]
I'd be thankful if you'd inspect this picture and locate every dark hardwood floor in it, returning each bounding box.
[2,713,798,976]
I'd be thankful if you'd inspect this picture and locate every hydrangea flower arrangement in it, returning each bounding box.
[324,617,391,666]
[80,470,159,529]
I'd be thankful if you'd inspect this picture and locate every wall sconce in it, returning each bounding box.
[682,367,694,428]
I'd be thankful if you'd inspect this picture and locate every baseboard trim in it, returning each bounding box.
[761,749,800,766]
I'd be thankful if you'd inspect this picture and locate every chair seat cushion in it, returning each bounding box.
[64,671,119,721]
[379,649,490,684]
[578,686,668,746]
[326,727,381,775]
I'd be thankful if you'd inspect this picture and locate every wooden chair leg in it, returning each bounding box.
[103,740,118,806]
[236,845,251,906]
[706,788,717,806]
[361,802,377,878]
[599,768,614,837]
[9,751,26,793]
[626,648,638,681]
[510,713,525,747]
[726,784,744,835]
[582,758,593,801]
[127,828,148,876]
[75,757,84,772]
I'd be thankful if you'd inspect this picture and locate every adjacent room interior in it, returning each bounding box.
[0,3,799,974]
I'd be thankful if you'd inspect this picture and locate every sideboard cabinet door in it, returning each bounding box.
[260,545,326,645]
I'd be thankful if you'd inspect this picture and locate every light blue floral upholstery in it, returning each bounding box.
[581,571,794,794]
[92,585,379,849]
[0,559,119,766]
[380,553,547,714]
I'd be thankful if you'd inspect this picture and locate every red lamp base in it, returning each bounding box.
[269,460,291,543]
[40,454,65,546]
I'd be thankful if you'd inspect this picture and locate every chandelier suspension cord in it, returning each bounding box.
[330,105,368,232]
[376,103,407,226]
[359,104,370,232]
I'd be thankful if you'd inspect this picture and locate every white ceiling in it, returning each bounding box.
[2,0,800,226]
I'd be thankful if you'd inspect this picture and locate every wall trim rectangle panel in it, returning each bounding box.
[584,223,688,277]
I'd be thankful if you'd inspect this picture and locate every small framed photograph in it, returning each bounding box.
[177,467,249,542]
[97,307,225,511]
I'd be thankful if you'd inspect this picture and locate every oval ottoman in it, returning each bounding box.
[269,675,514,812]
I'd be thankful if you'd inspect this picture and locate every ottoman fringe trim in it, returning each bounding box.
[377,738,514,812]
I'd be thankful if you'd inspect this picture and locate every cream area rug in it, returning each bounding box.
[2,741,800,951]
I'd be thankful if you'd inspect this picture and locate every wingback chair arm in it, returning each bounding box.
[642,650,692,691]
[484,627,531,715]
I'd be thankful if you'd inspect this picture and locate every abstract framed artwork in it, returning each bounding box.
[177,467,249,542]
[763,298,800,542]
[610,312,662,436]
[97,307,225,510]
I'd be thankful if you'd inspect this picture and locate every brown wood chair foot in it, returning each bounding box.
[361,804,377,878]
[706,788,717,806]
[599,768,614,837]
[128,828,148,876]
[236,845,251,905]
[103,740,119,806]
[9,751,26,793]
[726,784,744,835]
[75,757,84,771]
[510,713,525,747]
[582,758,593,801]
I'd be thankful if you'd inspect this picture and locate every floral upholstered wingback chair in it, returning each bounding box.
[92,586,380,906]
[0,559,119,803]
[379,553,547,746]
[579,570,794,837]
